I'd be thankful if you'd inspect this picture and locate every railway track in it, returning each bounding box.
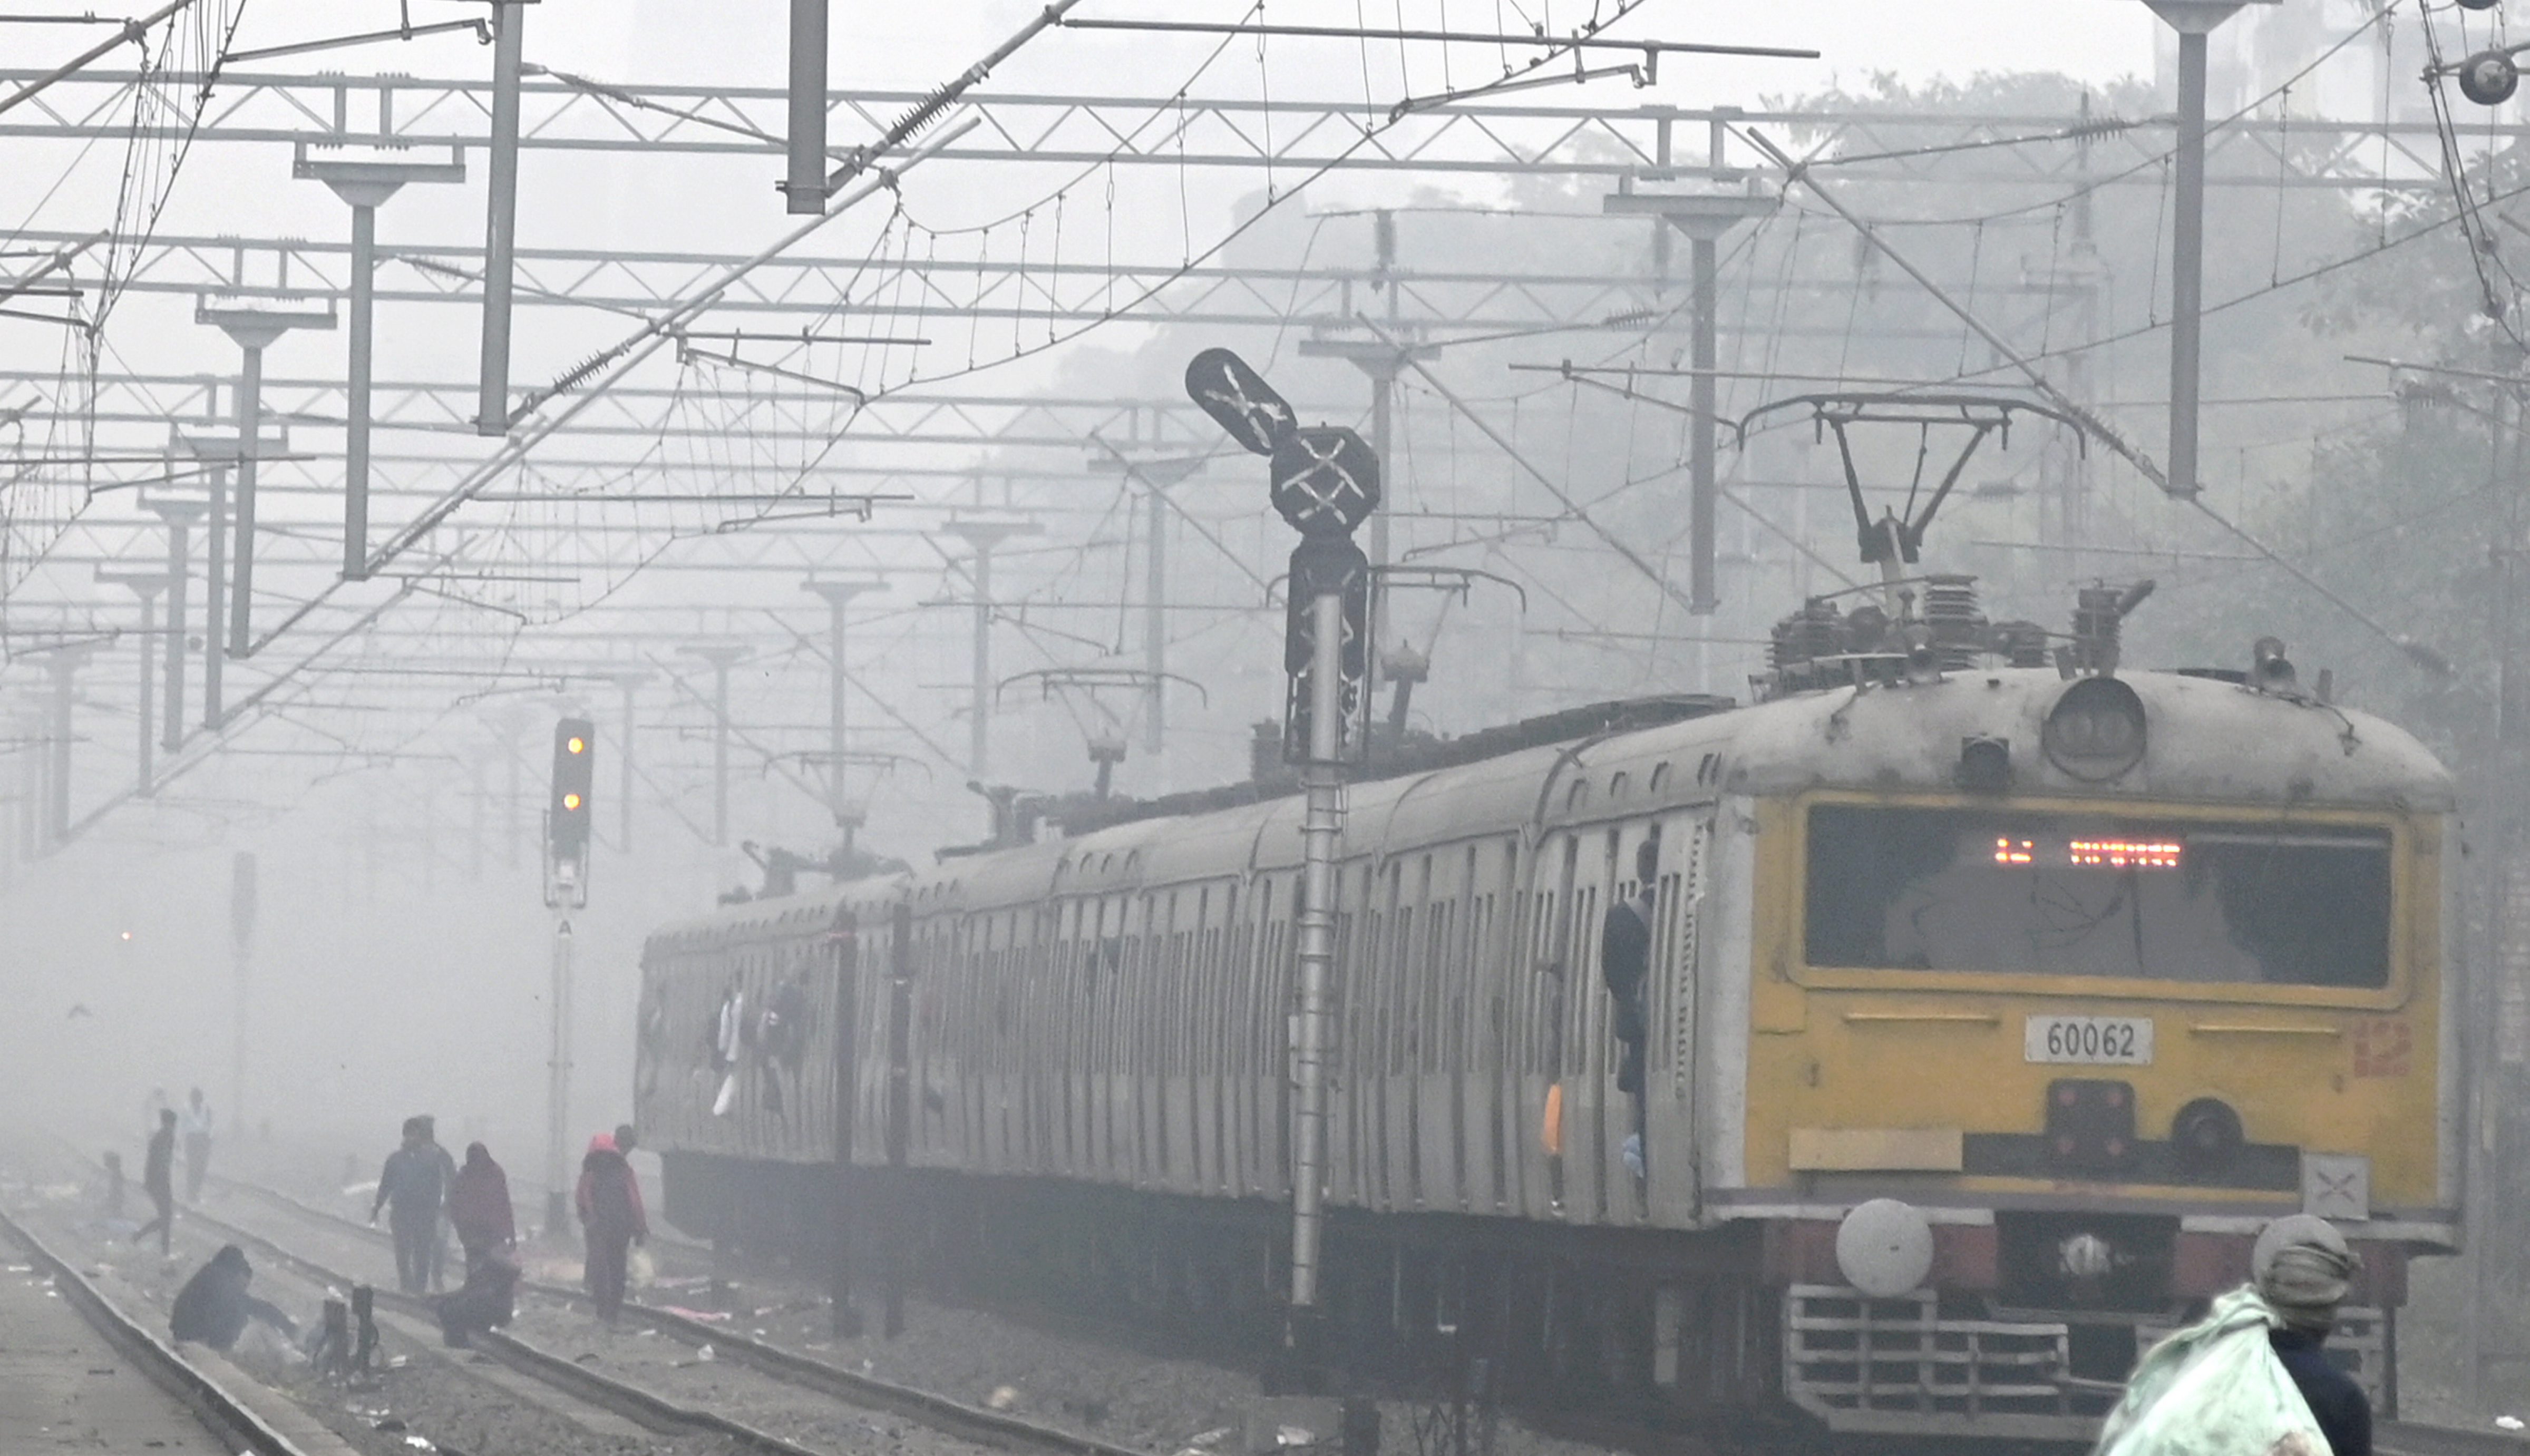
[0,1202,319,1456]
[206,1171,1159,1456]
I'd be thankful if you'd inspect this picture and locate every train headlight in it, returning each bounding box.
[2172,1097,2245,1175]
[1835,1198,1935,1298]
[2058,1232,2116,1282]
[2042,677,2148,781]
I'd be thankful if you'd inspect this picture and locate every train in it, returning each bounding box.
[632,573,2460,1442]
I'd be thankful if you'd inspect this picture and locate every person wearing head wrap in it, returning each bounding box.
[575,1131,647,1323]
[446,1142,516,1265]
[2256,1216,2371,1456]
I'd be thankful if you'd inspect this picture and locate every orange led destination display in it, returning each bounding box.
[1993,837,2184,869]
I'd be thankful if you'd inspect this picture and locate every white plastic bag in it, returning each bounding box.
[2094,1288,2327,1456]
[712,1073,737,1117]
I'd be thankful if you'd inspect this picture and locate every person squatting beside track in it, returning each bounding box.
[170,1244,296,1352]
[372,1117,453,1295]
[575,1130,647,1323]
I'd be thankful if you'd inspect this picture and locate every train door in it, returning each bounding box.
[1056,897,1084,1177]
[1646,806,1714,1225]
[1406,849,1447,1213]
[1569,821,1620,1223]
[1329,859,1367,1207]
[1433,842,1480,1211]
[1162,886,1193,1195]
[1371,858,1405,1210]
[1203,883,1235,1195]
[1263,875,1293,1199]
[1097,892,1122,1181]
[1594,815,1673,1225]
[1519,830,1581,1216]
[1475,837,1517,1213]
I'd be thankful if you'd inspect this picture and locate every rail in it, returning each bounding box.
[0,1204,316,1456]
[161,1195,829,1455]
[219,1173,1153,1456]
[2381,1422,2530,1456]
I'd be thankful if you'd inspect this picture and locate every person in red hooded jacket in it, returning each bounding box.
[574,1132,646,1323]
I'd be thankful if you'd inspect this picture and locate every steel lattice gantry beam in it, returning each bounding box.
[0,68,2489,190]
[0,226,2091,337]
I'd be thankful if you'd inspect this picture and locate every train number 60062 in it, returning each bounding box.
[2023,1015,2154,1066]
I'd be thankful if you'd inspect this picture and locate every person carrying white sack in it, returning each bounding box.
[2093,1214,2370,1456]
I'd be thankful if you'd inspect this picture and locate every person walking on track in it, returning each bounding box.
[575,1132,647,1324]
[371,1117,450,1295]
[180,1087,214,1202]
[132,1109,178,1256]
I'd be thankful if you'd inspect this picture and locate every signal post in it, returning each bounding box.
[544,718,595,1237]
[1186,348,1378,1391]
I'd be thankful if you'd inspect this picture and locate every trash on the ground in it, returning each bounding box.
[1277,1426,1317,1448]
[385,1355,408,1369]
[402,1437,435,1452]
[697,1343,716,1362]
[1189,1429,1231,1448]
[2498,1416,2525,1432]
[662,1305,730,1322]
[986,1385,1020,1411]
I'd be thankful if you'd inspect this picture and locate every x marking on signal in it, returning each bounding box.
[1277,436,1371,525]
[1196,363,1292,449]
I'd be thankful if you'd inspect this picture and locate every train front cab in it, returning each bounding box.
[1724,783,2457,1440]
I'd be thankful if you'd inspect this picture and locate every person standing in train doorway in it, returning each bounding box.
[1600,833,1658,1181]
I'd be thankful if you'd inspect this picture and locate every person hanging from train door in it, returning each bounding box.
[1600,831,1658,1181]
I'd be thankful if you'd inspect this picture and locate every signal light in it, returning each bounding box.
[550,717,596,858]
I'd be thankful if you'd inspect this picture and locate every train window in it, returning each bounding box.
[1804,804,2393,988]
[1566,779,1589,813]
[1609,771,1630,800]
[1649,762,1671,795]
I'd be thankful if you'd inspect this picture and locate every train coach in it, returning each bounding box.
[634,587,2461,1442]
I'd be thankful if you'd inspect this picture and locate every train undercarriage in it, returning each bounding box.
[659,1152,2402,1442]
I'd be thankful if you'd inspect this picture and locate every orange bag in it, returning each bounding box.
[1541,1082,1564,1157]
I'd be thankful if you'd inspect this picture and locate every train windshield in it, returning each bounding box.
[1804,805,2392,988]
